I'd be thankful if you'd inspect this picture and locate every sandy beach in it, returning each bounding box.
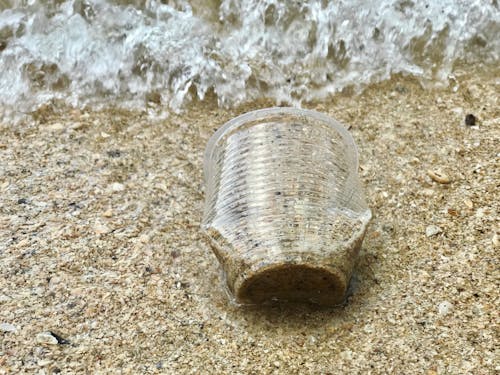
[0,68,498,373]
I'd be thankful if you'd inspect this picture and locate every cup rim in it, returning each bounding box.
[203,107,359,181]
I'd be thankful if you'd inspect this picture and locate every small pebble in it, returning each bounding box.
[492,233,499,248]
[437,301,453,316]
[106,150,121,158]
[70,122,85,130]
[464,114,477,126]
[94,222,111,235]
[472,305,483,315]
[138,234,150,243]
[363,324,374,333]
[37,359,52,367]
[36,331,59,345]
[475,208,486,218]
[426,225,442,237]
[421,188,434,196]
[0,322,17,333]
[15,238,29,248]
[102,209,113,218]
[308,335,318,344]
[47,123,65,131]
[464,199,473,209]
[427,170,451,184]
[340,350,353,360]
[110,182,125,192]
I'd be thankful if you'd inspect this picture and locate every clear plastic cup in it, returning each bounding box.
[201,107,371,306]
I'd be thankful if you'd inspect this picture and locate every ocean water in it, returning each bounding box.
[0,0,498,118]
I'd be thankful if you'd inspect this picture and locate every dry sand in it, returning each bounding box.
[0,69,498,374]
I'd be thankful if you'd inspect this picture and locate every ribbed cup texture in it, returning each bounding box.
[202,108,371,306]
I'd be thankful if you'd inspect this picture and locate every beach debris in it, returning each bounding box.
[427,170,451,184]
[0,322,17,333]
[437,301,453,316]
[425,225,442,237]
[202,108,371,306]
[464,114,477,126]
[493,233,499,248]
[17,198,28,204]
[102,209,113,218]
[36,331,69,345]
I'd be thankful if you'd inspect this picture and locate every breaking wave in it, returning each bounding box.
[0,0,498,118]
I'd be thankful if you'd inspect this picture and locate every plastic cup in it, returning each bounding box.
[201,107,371,306]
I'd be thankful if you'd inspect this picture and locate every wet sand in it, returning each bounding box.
[0,69,498,373]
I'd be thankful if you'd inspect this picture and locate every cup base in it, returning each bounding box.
[233,263,348,306]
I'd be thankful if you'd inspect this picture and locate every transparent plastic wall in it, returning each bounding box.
[202,108,371,306]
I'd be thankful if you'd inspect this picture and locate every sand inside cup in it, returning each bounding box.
[237,264,347,306]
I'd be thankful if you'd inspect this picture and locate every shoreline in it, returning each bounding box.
[0,69,498,373]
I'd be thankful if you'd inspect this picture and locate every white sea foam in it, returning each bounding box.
[0,0,498,119]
